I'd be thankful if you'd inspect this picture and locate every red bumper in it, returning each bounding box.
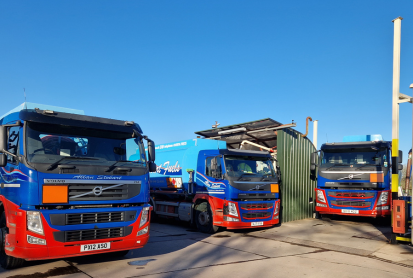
[10,235,150,261]
[316,206,391,217]
[314,189,391,218]
[224,217,279,229]
[3,200,151,261]
[210,198,280,229]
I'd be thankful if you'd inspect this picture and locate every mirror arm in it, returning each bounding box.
[1,149,19,161]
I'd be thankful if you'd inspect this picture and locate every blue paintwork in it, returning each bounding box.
[0,103,149,234]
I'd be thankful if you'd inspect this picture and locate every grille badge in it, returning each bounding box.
[93,186,103,196]
[70,183,124,199]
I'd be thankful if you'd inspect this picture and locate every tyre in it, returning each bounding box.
[195,202,220,234]
[0,211,25,269]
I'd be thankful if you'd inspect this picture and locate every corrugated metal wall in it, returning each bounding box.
[277,128,317,223]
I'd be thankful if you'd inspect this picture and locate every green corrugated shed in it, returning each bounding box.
[277,128,316,222]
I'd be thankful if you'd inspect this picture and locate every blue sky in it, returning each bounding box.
[1,1,413,156]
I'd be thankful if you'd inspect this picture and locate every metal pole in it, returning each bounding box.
[411,84,413,243]
[313,120,318,149]
[392,17,402,202]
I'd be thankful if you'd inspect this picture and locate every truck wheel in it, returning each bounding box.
[195,202,219,234]
[0,212,25,269]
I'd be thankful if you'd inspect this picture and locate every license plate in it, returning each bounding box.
[251,222,264,226]
[80,242,111,252]
[341,209,359,214]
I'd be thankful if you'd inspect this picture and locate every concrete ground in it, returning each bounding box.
[1,216,413,278]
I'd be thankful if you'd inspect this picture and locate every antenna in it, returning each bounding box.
[326,133,328,143]
[212,121,220,128]
[24,88,27,109]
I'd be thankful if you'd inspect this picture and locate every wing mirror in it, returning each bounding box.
[148,161,157,172]
[0,153,6,167]
[147,139,156,162]
[0,126,6,151]
[398,150,403,164]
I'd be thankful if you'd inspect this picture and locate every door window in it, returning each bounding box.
[205,156,222,178]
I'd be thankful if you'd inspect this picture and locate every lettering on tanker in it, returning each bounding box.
[156,161,182,175]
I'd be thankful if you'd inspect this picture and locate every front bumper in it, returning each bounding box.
[4,201,152,261]
[224,217,279,229]
[314,189,390,217]
[221,199,280,229]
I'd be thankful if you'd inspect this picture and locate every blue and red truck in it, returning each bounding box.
[311,135,402,218]
[149,139,280,233]
[0,103,156,268]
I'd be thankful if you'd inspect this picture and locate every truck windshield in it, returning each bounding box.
[224,155,276,178]
[26,121,146,167]
[321,147,388,167]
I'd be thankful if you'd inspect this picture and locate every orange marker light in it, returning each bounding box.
[370,173,384,183]
[43,185,68,204]
[271,184,279,193]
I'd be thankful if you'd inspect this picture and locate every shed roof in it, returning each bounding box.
[194,118,297,150]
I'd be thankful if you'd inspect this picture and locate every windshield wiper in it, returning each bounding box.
[356,163,380,170]
[47,156,99,170]
[260,174,273,181]
[325,163,350,171]
[237,173,255,181]
[106,160,145,172]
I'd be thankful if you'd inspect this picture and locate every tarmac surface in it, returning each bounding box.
[1,216,413,278]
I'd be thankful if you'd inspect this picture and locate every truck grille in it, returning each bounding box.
[66,227,123,242]
[328,192,375,198]
[53,226,133,242]
[242,212,271,219]
[240,203,273,210]
[330,201,372,207]
[66,212,124,225]
[68,184,129,201]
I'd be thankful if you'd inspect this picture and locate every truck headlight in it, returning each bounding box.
[224,216,239,222]
[139,207,150,228]
[137,226,149,236]
[27,235,46,245]
[376,192,388,206]
[228,202,238,217]
[274,202,279,216]
[317,190,326,203]
[27,211,44,235]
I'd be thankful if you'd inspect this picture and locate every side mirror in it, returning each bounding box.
[398,150,403,164]
[148,161,157,172]
[310,153,318,166]
[0,153,6,167]
[398,164,403,171]
[0,126,6,151]
[147,140,155,162]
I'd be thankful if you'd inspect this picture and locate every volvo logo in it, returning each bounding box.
[93,186,103,196]
[249,184,266,191]
[70,183,125,199]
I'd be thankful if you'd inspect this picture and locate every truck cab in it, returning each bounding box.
[0,103,155,268]
[150,139,280,233]
[312,135,401,218]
